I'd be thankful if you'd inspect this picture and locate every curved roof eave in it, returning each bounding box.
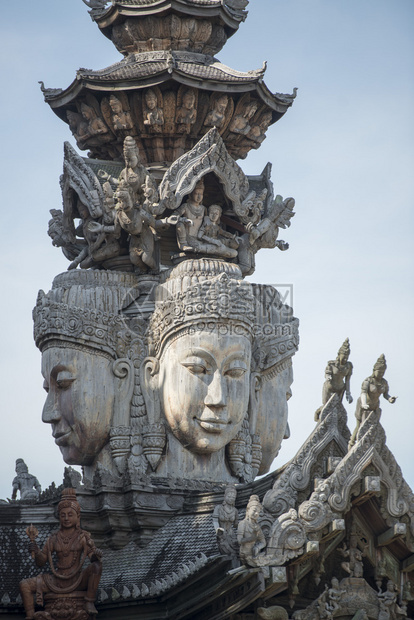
[43,54,295,122]
[93,0,246,40]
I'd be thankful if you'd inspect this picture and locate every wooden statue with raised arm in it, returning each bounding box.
[315,338,353,422]
[349,354,397,448]
[19,488,102,620]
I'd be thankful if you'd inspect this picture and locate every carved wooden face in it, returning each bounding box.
[183,91,195,110]
[109,97,123,114]
[224,487,237,505]
[59,507,79,530]
[41,346,116,465]
[145,91,157,110]
[159,329,251,454]
[254,364,293,475]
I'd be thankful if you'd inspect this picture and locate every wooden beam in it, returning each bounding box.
[377,523,406,547]
[402,554,414,573]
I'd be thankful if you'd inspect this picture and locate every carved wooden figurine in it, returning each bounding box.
[314,338,353,422]
[237,495,266,564]
[204,94,229,129]
[175,179,207,252]
[213,486,239,556]
[108,94,133,132]
[349,354,397,448]
[197,204,239,258]
[19,488,102,620]
[175,89,197,133]
[237,194,294,276]
[11,459,41,501]
[229,100,258,135]
[143,89,164,131]
[338,533,367,578]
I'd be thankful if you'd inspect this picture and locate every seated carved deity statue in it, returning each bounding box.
[20,489,102,620]
[314,338,353,422]
[349,354,397,448]
[197,204,239,259]
[12,459,41,501]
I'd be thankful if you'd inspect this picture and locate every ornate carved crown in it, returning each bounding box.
[148,260,255,356]
[251,284,299,373]
[33,270,139,357]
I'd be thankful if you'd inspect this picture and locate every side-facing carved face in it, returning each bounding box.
[158,329,251,454]
[41,346,116,465]
[253,364,293,475]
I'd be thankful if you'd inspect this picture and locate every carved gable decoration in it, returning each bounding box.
[62,141,104,219]
[158,127,250,215]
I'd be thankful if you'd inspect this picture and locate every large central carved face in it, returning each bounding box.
[41,346,115,465]
[158,329,251,454]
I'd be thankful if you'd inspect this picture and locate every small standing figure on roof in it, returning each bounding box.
[314,338,353,422]
[11,459,41,501]
[213,486,239,556]
[237,495,266,565]
[349,354,397,449]
[19,488,102,620]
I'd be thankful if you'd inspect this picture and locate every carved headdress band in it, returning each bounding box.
[33,270,140,357]
[250,284,299,373]
[148,261,255,357]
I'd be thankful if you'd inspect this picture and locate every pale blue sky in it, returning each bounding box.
[0,1,413,499]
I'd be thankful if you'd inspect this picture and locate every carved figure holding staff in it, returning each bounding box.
[20,489,102,620]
